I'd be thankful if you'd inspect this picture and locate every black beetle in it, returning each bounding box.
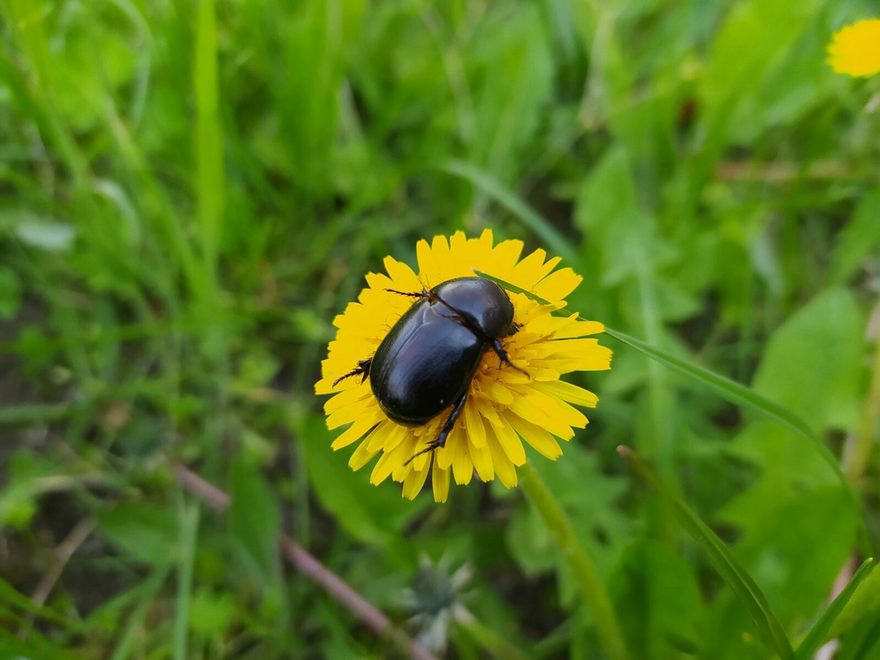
[334,276,526,463]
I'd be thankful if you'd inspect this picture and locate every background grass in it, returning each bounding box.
[2,0,880,658]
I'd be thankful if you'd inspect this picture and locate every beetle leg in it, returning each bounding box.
[332,358,372,388]
[404,390,468,466]
[491,339,529,377]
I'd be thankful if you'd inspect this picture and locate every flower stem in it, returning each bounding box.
[519,463,629,660]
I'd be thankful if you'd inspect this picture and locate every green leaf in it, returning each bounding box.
[99,502,177,567]
[173,500,199,660]
[227,454,282,585]
[619,446,795,660]
[298,413,427,550]
[613,541,704,658]
[831,191,880,284]
[751,288,863,430]
[795,558,876,659]
[718,482,859,644]
[189,588,236,637]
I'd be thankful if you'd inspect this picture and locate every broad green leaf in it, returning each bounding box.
[716,288,865,551]
[751,288,863,429]
[189,588,237,637]
[0,636,72,660]
[718,483,858,641]
[613,541,704,658]
[100,502,178,567]
[619,446,795,660]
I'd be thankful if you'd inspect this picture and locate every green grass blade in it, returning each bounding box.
[194,0,225,294]
[618,446,795,660]
[604,327,813,438]
[110,564,172,660]
[795,558,876,659]
[439,159,578,264]
[173,499,199,660]
[478,270,826,453]
[0,402,77,426]
[473,270,555,304]
[603,327,852,492]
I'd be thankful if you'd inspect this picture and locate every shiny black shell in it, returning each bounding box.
[370,277,514,425]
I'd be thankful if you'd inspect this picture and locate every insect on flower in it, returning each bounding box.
[315,230,612,502]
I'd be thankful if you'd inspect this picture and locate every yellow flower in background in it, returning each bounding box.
[828,19,880,77]
[315,230,612,502]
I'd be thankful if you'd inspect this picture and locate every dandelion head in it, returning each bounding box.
[314,230,612,503]
[827,18,880,78]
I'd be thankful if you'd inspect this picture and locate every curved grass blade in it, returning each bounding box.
[618,446,795,660]
[795,558,876,659]
[473,270,555,304]
[477,269,824,452]
[604,327,814,438]
[439,160,578,264]
[602,327,855,502]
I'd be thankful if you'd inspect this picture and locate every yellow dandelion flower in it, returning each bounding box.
[314,230,612,503]
[827,18,880,77]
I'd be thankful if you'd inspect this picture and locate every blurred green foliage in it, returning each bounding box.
[1,0,880,658]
